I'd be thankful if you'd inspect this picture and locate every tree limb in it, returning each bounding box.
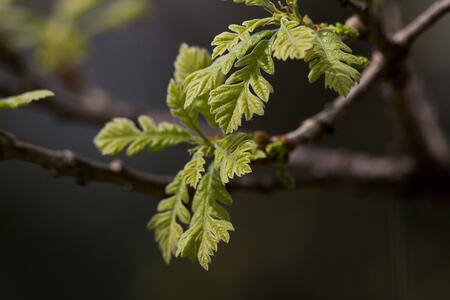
[280,51,385,146]
[393,0,450,46]
[0,129,430,197]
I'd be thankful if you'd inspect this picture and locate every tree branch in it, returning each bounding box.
[0,129,432,197]
[0,129,169,198]
[394,0,450,46]
[280,51,385,146]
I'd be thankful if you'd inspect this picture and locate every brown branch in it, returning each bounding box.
[284,0,450,154]
[280,51,385,146]
[0,129,170,198]
[383,62,450,169]
[0,129,433,197]
[393,0,450,46]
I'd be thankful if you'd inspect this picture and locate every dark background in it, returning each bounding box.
[1,0,450,299]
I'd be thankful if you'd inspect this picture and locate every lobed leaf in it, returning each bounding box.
[214,133,258,183]
[209,39,274,133]
[272,18,315,60]
[147,172,191,264]
[174,43,212,84]
[176,164,234,271]
[0,90,54,110]
[94,116,191,156]
[211,18,273,59]
[305,29,369,96]
[182,147,207,188]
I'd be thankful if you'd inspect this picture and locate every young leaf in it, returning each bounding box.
[176,164,234,270]
[233,0,278,12]
[167,44,218,129]
[147,172,191,264]
[305,29,369,96]
[174,43,212,84]
[166,79,199,131]
[183,55,227,108]
[272,18,315,60]
[94,116,191,156]
[0,90,54,110]
[209,39,274,133]
[211,18,273,59]
[182,147,207,188]
[184,30,274,109]
[214,133,258,183]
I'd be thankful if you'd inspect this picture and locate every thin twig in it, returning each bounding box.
[394,0,450,46]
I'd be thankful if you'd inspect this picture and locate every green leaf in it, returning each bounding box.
[174,43,212,84]
[176,164,234,271]
[94,116,191,156]
[233,0,278,12]
[183,30,274,109]
[166,79,199,131]
[167,44,218,129]
[272,18,315,60]
[320,22,360,39]
[182,147,207,188]
[147,172,191,264]
[209,39,274,133]
[183,55,227,108]
[211,18,273,59]
[0,90,54,110]
[214,133,258,183]
[305,29,369,96]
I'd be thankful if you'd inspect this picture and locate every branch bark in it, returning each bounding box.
[393,0,450,46]
[0,129,431,197]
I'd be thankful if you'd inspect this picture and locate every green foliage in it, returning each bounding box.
[0,90,54,110]
[272,18,315,60]
[94,116,191,156]
[211,18,274,59]
[215,133,258,183]
[167,44,216,131]
[176,165,234,270]
[147,172,191,264]
[95,0,369,270]
[210,38,275,133]
[174,43,212,84]
[321,22,360,39]
[0,0,148,70]
[305,29,369,96]
[182,147,207,188]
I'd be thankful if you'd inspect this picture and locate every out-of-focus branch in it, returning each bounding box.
[285,0,450,168]
[394,0,450,46]
[383,63,450,169]
[0,39,172,126]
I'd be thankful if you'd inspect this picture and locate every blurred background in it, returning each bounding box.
[0,0,449,299]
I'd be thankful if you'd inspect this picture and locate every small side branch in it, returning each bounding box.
[394,0,450,46]
[281,51,385,146]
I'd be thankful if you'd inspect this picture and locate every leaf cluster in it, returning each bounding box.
[95,0,369,270]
